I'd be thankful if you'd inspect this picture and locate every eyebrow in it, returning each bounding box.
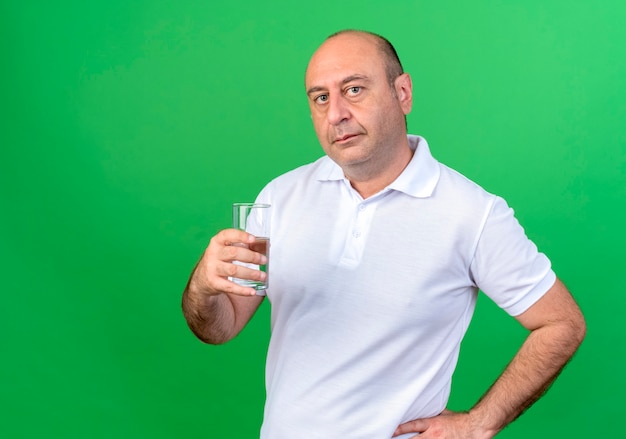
[306,74,370,96]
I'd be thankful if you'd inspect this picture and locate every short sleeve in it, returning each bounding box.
[470,196,556,316]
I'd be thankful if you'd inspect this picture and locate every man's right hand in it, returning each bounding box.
[188,228,268,298]
[182,229,267,344]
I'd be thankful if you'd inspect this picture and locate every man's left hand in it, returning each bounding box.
[393,410,492,439]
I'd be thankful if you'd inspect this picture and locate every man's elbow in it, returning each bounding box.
[572,310,587,349]
[563,307,587,355]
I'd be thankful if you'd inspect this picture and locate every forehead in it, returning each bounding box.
[305,34,386,88]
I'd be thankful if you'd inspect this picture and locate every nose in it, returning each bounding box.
[327,95,351,125]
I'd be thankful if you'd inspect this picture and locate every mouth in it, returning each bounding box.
[333,133,361,144]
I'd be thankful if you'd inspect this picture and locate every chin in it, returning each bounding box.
[334,155,371,170]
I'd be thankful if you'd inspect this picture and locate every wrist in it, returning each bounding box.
[467,408,501,439]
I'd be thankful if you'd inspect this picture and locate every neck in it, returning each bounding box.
[345,143,414,199]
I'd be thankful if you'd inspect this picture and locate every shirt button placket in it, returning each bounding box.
[353,204,366,239]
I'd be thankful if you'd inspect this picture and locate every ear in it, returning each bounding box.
[394,73,413,115]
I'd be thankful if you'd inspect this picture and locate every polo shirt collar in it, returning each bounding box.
[388,135,441,198]
[314,135,441,198]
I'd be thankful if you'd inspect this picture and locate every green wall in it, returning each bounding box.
[1,1,624,437]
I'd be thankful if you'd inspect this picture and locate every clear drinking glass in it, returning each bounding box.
[231,203,271,290]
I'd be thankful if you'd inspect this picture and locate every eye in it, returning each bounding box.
[314,94,329,104]
[346,86,362,96]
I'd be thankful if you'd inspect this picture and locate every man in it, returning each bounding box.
[182,30,586,438]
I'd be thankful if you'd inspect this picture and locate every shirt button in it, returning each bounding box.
[358,204,366,211]
[353,231,361,238]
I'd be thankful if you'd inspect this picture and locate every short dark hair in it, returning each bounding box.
[326,30,404,86]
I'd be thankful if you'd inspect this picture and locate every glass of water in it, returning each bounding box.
[231,203,271,291]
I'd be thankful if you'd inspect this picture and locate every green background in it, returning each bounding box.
[1,1,624,437]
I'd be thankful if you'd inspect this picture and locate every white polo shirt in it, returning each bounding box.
[255,135,555,438]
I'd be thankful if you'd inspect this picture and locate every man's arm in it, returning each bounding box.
[394,278,586,438]
[181,229,266,344]
[469,278,586,433]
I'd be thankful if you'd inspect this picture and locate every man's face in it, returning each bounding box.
[305,33,412,176]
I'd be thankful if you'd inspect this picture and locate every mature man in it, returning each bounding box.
[182,30,586,438]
